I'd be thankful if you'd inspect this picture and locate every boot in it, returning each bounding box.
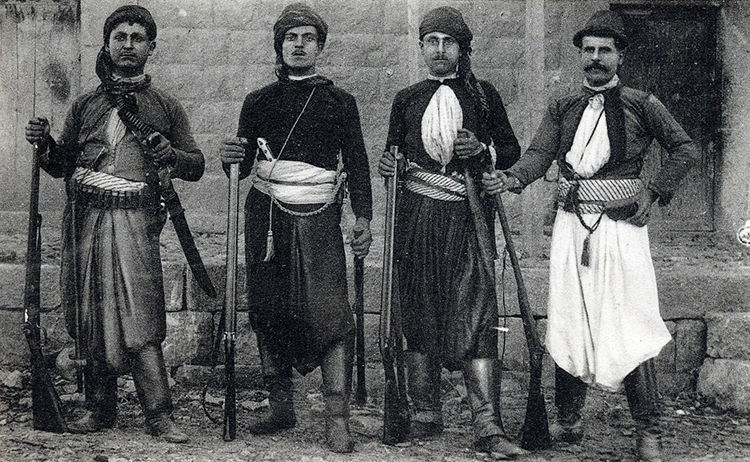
[321,336,354,453]
[68,366,117,434]
[247,332,296,434]
[405,351,443,439]
[463,359,528,459]
[131,344,187,443]
[550,365,587,444]
[625,360,663,462]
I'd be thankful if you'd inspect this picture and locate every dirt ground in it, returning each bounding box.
[1,368,750,462]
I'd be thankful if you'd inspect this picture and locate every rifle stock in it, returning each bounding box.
[23,144,67,433]
[222,163,240,441]
[492,194,551,450]
[380,146,410,445]
[354,257,367,406]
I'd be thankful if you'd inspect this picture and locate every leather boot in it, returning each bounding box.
[405,351,443,439]
[68,366,117,434]
[247,332,296,434]
[550,365,586,444]
[321,336,354,453]
[132,344,188,443]
[625,360,663,462]
[463,359,528,459]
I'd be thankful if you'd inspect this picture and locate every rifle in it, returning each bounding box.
[353,255,367,406]
[491,187,551,450]
[380,146,410,445]
[65,178,87,394]
[23,142,68,433]
[222,163,240,441]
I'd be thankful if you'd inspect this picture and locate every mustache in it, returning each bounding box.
[585,63,609,72]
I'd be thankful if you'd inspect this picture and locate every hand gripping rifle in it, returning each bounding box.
[380,146,410,445]
[23,142,68,433]
[222,163,240,441]
[353,253,367,406]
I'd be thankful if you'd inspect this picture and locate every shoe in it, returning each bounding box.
[406,352,443,440]
[146,416,189,444]
[410,420,443,439]
[321,338,354,453]
[68,410,115,434]
[549,419,584,444]
[636,432,663,462]
[475,435,529,459]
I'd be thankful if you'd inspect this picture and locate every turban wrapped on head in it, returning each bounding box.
[273,3,328,55]
[419,6,472,50]
[103,5,157,44]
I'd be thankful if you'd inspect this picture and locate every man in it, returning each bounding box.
[219,3,372,453]
[25,5,203,443]
[377,6,526,459]
[484,10,699,462]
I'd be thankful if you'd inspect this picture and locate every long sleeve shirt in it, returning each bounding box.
[507,85,699,204]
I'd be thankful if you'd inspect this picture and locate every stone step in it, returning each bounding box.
[705,312,750,360]
[698,358,750,414]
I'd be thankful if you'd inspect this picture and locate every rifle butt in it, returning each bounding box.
[24,326,67,433]
[354,257,367,406]
[222,340,236,441]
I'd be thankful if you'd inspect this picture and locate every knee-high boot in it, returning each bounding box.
[624,360,663,462]
[405,351,443,438]
[321,336,354,453]
[463,359,527,458]
[131,344,188,443]
[68,362,117,433]
[550,365,587,443]
[247,331,296,434]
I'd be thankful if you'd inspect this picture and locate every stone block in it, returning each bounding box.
[698,358,750,415]
[162,262,185,312]
[139,0,216,30]
[675,319,706,372]
[658,268,750,319]
[0,263,60,310]
[211,0,277,32]
[705,312,750,360]
[654,321,677,373]
[470,1,526,38]
[0,309,29,367]
[163,311,215,366]
[186,262,248,313]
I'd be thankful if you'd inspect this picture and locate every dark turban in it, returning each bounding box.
[419,6,473,50]
[273,3,328,56]
[103,5,157,44]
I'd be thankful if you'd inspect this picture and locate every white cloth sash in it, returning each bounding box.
[565,93,610,178]
[421,84,463,170]
[251,160,337,205]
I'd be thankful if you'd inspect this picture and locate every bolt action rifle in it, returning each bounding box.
[222,163,240,441]
[380,146,410,445]
[23,142,68,433]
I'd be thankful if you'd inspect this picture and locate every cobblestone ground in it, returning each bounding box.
[1,369,750,462]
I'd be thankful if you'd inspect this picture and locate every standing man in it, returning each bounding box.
[377,7,526,459]
[220,3,372,453]
[484,10,699,462]
[24,5,203,443]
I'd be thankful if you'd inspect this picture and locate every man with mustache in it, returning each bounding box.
[24,5,203,443]
[220,3,372,453]
[378,6,526,459]
[483,10,699,461]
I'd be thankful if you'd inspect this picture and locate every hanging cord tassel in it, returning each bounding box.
[262,201,275,262]
[566,181,604,267]
[581,232,592,267]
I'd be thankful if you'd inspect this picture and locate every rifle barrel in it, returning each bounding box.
[222,163,240,441]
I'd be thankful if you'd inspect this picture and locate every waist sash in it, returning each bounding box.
[558,176,643,214]
[72,167,153,209]
[404,164,466,202]
[252,160,340,205]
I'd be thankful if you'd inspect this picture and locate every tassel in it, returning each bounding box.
[262,229,275,262]
[581,233,591,267]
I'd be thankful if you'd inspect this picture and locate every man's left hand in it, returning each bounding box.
[626,188,659,227]
[454,128,484,159]
[147,132,176,167]
[349,217,372,259]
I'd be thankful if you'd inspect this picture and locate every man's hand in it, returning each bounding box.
[147,132,176,167]
[25,117,50,149]
[377,149,403,178]
[349,217,372,259]
[481,170,520,195]
[626,187,658,227]
[454,128,483,159]
[221,136,248,165]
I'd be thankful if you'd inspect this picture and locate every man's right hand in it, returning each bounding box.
[25,117,50,149]
[220,136,248,165]
[377,150,403,178]
[482,170,520,195]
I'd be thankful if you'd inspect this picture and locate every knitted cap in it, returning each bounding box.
[573,10,628,49]
[103,5,157,44]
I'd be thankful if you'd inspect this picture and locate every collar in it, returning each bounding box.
[583,74,620,93]
[288,73,319,81]
[111,73,148,84]
[428,72,458,83]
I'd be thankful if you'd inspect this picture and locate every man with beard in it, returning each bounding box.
[24,5,203,443]
[377,6,526,459]
[219,3,372,453]
[483,10,699,462]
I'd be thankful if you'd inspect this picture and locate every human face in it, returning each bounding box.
[579,36,623,87]
[420,31,460,78]
[106,22,155,77]
[281,25,322,76]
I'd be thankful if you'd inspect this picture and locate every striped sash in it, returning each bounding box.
[558,177,643,214]
[404,165,466,202]
[72,167,152,209]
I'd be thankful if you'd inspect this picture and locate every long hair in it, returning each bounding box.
[458,48,490,131]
